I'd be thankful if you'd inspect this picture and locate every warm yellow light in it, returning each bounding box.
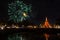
[15,27,19,29]
[27,25,33,28]
[34,26,37,28]
[1,27,4,30]
[6,27,10,28]
[23,12,27,17]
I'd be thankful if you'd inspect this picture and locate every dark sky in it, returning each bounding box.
[0,0,60,24]
[24,0,60,24]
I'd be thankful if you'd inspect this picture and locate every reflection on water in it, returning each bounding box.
[8,33,25,40]
[8,32,60,40]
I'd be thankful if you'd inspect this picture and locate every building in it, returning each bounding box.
[40,17,52,28]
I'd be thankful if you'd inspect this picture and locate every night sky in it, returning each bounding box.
[0,0,60,24]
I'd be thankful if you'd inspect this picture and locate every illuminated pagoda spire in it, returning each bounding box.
[43,17,52,28]
[46,17,48,22]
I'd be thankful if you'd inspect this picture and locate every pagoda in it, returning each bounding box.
[42,17,52,28]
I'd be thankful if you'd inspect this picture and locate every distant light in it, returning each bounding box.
[34,26,37,28]
[12,26,16,28]
[5,24,7,26]
[27,25,33,28]
[12,24,16,28]
[6,27,10,29]
[57,25,60,29]
[23,12,27,17]
[15,26,20,29]
[54,25,60,29]
[1,27,4,30]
